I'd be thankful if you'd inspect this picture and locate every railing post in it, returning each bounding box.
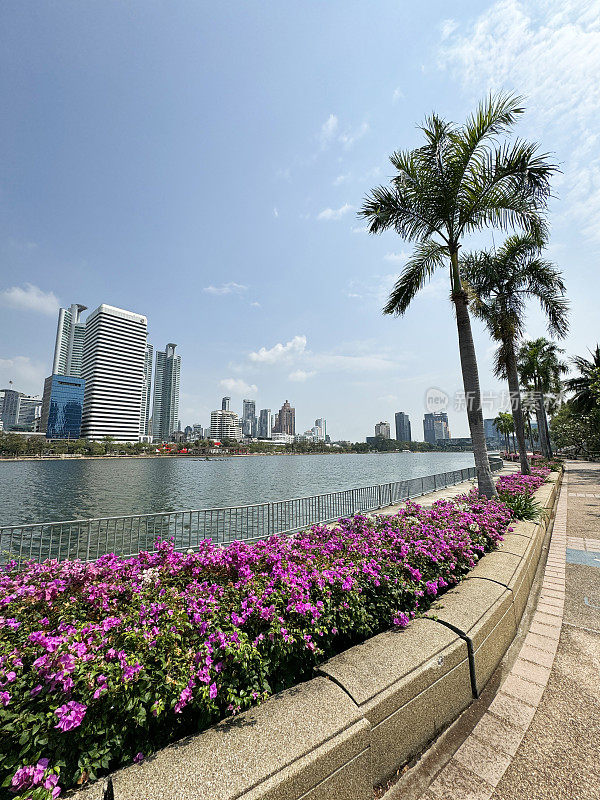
[378,484,383,508]
[85,521,91,562]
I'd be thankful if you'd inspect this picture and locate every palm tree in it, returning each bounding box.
[494,411,514,454]
[517,338,567,459]
[565,345,600,413]
[360,93,557,497]
[461,233,568,474]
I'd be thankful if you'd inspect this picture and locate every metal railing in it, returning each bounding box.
[0,464,499,565]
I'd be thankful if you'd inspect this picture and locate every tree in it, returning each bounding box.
[517,338,567,459]
[461,233,568,474]
[564,344,600,414]
[360,93,556,497]
[494,411,514,454]
[101,436,116,455]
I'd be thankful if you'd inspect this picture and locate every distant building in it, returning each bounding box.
[423,412,450,444]
[374,421,391,439]
[314,418,327,441]
[273,400,295,436]
[483,418,501,447]
[192,424,205,439]
[140,343,153,439]
[41,375,85,439]
[0,388,42,432]
[242,399,257,437]
[81,304,148,443]
[395,412,411,442]
[258,408,272,439]
[52,303,88,378]
[210,401,242,441]
[271,432,294,444]
[184,425,193,440]
[152,343,181,442]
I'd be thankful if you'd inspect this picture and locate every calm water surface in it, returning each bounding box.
[0,452,475,526]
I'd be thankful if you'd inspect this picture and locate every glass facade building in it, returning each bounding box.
[41,375,85,440]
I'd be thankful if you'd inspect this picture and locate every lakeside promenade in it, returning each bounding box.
[387,460,600,800]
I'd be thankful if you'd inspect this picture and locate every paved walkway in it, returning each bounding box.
[386,461,600,800]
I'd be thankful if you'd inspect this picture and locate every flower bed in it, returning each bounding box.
[1,483,531,799]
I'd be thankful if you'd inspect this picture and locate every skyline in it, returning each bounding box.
[1,1,599,440]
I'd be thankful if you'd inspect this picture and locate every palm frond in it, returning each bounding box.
[383,241,448,316]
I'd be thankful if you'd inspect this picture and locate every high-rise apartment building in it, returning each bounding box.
[272,400,295,435]
[395,412,412,442]
[80,304,148,442]
[210,404,242,441]
[242,399,257,437]
[314,418,327,441]
[374,421,391,439]
[140,343,153,439]
[423,412,450,444]
[222,396,230,411]
[41,375,85,439]
[52,303,88,377]
[258,408,272,439]
[151,343,180,442]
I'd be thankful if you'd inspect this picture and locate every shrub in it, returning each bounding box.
[0,491,521,798]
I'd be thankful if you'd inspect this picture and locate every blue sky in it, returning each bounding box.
[1,0,598,440]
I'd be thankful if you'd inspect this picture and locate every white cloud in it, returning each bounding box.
[203,282,248,295]
[250,301,261,308]
[333,173,351,186]
[439,0,600,242]
[273,207,279,218]
[319,114,339,147]
[318,203,354,221]
[351,225,369,234]
[219,378,258,395]
[0,283,60,316]
[0,356,46,395]
[392,87,404,103]
[339,122,369,150]
[289,369,316,382]
[249,335,307,364]
[440,18,458,40]
[384,251,411,264]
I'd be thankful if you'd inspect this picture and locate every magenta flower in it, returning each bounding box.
[209,682,217,699]
[54,700,87,731]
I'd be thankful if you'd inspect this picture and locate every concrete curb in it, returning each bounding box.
[420,469,566,800]
[75,472,562,800]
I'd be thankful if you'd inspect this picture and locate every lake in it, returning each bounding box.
[0,452,475,526]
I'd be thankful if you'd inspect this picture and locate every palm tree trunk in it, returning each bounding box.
[527,416,534,453]
[453,289,497,498]
[540,392,554,459]
[534,384,550,458]
[504,340,530,474]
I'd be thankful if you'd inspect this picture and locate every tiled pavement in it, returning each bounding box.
[396,461,600,800]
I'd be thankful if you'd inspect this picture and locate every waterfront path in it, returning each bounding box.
[387,460,600,800]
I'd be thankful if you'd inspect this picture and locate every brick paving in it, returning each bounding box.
[397,461,600,800]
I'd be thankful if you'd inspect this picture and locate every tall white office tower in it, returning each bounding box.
[151,343,181,442]
[52,303,88,377]
[80,305,148,442]
[140,343,153,438]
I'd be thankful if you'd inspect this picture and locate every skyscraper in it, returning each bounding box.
[222,396,230,411]
[242,399,257,437]
[41,375,85,439]
[52,303,88,377]
[272,400,295,435]
[140,343,153,438]
[151,343,180,442]
[375,421,391,439]
[258,408,272,438]
[210,402,242,441]
[423,412,450,444]
[395,412,412,442]
[80,304,148,442]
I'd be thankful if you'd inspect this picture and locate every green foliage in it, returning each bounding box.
[496,491,542,521]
